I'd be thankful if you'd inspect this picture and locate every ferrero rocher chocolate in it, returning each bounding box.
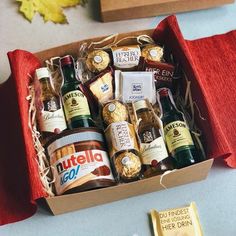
[141,44,164,62]
[102,100,128,125]
[86,50,110,73]
[150,202,203,236]
[114,151,142,180]
[111,45,141,70]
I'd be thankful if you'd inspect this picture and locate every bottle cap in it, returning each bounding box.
[133,100,148,111]
[158,88,169,97]
[35,67,50,80]
[60,55,74,66]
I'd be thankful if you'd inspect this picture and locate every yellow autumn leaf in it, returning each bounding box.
[16,0,84,24]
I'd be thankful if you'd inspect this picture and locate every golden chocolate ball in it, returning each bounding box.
[114,151,142,179]
[86,50,110,73]
[141,44,163,62]
[102,100,128,125]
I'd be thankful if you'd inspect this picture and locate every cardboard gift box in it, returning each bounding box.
[1,15,235,225]
[100,0,235,22]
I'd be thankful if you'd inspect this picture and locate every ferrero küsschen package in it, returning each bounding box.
[1,15,236,225]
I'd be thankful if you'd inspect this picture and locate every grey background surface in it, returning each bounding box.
[1,1,236,235]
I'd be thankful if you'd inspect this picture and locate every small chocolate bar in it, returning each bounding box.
[115,70,156,104]
[150,202,203,236]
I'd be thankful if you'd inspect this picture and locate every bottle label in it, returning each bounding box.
[38,99,67,133]
[140,137,168,165]
[63,90,90,121]
[164,121,194,153]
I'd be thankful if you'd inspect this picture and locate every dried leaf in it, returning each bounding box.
[16,0,83,24]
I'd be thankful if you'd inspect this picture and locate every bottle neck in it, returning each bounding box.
[136,108,152,123]
[160,95,177,114]
[40,77,55,94]
[61,64,79,83]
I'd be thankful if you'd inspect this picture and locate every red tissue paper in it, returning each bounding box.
[0,15,235,226]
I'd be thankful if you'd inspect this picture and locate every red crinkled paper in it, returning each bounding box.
[0,15,235,226]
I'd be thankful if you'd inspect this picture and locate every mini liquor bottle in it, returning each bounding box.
[134,99,172,177]
[35,67,67,139]
[60,55,95,129]
[158,88,197,168]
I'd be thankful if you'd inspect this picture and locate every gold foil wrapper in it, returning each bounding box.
[102,100,128,125]
[150,202,203,236]
[142,44,164,62]
[114,151,141,179]
[86,50,110,73]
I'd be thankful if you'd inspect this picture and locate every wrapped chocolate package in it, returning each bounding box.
[85,68,114,104]
[102,100,142,182]
[150,202,203,236]
[138,57,175,90]
[111,45,141,70]
[115,71,156,104]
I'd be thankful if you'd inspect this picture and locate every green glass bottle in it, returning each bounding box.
[60,55,95,129]
[158,88,196,168]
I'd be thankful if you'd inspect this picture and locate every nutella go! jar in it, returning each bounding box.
[45,127,116,195]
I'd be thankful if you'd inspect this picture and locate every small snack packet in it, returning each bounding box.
[150,202,203,236]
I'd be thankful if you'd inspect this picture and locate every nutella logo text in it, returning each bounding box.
[56,150,103,174]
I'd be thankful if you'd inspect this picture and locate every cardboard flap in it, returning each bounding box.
[153,15,234,167]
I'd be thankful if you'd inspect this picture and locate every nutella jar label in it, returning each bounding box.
[105,121,139,158]
[112,45,141,69]
[51,149,114,195]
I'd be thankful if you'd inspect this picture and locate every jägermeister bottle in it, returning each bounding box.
[60,55,94,129]
[158,88,196,168]
[134,100,172,177]
[35,67,67,139]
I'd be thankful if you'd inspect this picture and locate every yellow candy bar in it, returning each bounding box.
[150,202,203,236]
